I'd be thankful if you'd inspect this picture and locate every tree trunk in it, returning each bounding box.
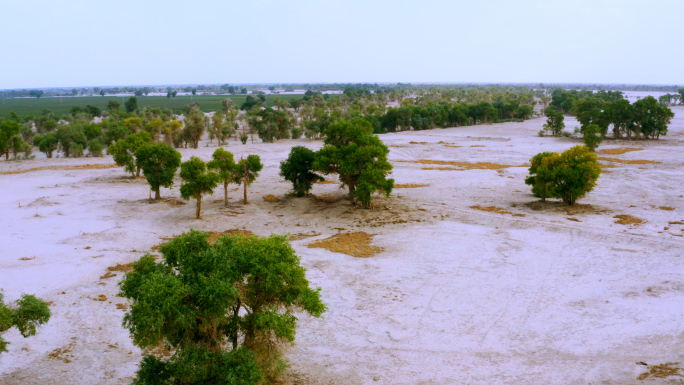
[136,165,141,178]
[196,194,202,219]
[231,300,241,350]
[541,182,546,202]
[155,189,161,201]
[243,162,249,204]
[224,180,228,207]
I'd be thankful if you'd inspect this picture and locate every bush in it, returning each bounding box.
[1,291,51,355]
[88,139,104,157]
[526,145,601,205]
[561,131,572,138]
[291,127,303,139]
[280,146,323,196]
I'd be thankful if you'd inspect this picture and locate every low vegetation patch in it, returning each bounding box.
[659,206,675,211]
[470,205,512,215]
[598,147,643,155]
[613,215,644,225]
[637,362,682,381]
[597,157,661,165]
[262,194,279,202]
[307,232,384,258]
[400,159,525,171]
[395,183,430,188]
[288,232,321,241]
[0,163,118,175]
[206,229,254,243]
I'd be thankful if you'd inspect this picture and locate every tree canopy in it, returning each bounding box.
[135,143,182,200]
[1,291,51,355]
[180,157,219,219]
[279,146,323,197]
[119,230,325,384]
[314,119,394,207]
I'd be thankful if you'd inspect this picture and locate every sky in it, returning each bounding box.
[1,0,682,89]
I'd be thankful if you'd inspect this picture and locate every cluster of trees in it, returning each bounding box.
[545,90,675,140]
[119,230,326,384]
[0,291,51,355]
[525,145,602,205]
[280,119,394,207]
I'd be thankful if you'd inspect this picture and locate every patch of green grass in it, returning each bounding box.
[0,94,309,117]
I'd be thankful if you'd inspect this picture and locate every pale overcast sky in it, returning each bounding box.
[1,0,682,89]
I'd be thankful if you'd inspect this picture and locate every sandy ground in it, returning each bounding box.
[1,108,683,384]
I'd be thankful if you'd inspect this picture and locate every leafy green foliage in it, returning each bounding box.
[125,96,139,113]
[314,119,394,207]
[524,152,557,201]
[280,146,323,197]
[180,157,220,218]
[33,133,59,158]
[527,146,601,206]
[633,96,675,139]
[543,106,565,136]
[234,155,263,204]
[207,148,237,207]
[0,291,51,354]
[135,143,182,200]
[582,124,603,151]
[119,230,326,384]
[110,132,153,177]
[0,120,21,159]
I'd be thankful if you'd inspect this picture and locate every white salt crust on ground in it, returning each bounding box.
[1,106,683,384]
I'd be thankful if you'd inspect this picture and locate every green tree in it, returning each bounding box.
[525,151,558,202]
[582,124,603,151]
[207,148,237,207]
[118,230,325,384]
[180,157,220,219]
[543,106,565,136]
[280,146,323,196]
[135,143,182,200]
[314,119,394,207]
[183,113,205,149]
[603,99,632,139]
[107,100,120,111]
[632,96,674,139]
[233,155,263,204]
[56,124,87,158]
[678,88,684,105]
[550,145,601,205]
[33,133,59,158]
[110,132,153,177]
[125,96,139,113]
[1,291,51,355]
[0,120,21,160]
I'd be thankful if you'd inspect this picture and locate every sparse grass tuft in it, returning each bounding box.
[598,147,643,155]
[395,183,430,188]
[470,205,512,215]
[262,194,279,203]
[613,215,644,225]
[597,157,661,165]
[637,362,682,380]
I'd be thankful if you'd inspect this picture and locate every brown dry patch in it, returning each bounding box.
[659,206,675,211]
[307,232,384,258]
[600,164,619,169]
[116,303,128,311]
[289,232,321,241]
[395,183,430,188]
[315,180,338,184]
[94,294,107,301]
[108,263,134,272]
[409,141,428,145]
[613,215,644,225]
[207,229,254,243]
[567,217,581,222]
[470,145,485,147]
[470,205,512,215]
[389,145,408,148]
[525,202,609,215]
[48,343,75,363]
[443,145,462,148]
[598,147,643,155]
[312,193,345,203]
[100,271,117,279]
[637,362,682,380]
[511,213,526,217]
[669,221,684,225]
[0,163,118,175]
[400,159,525,171]
[421,167,457,171]
[19,256,35,261]
[597,157,661,165]
[262,194,279,203]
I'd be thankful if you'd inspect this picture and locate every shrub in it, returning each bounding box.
[280,146,323,197]
[1,291,51,355]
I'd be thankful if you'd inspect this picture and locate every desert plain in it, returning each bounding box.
[1,106,683,384]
